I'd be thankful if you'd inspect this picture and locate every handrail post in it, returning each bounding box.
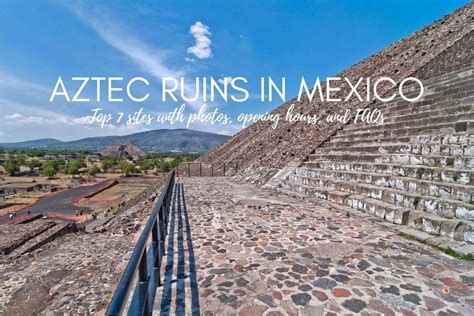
[138,250,149,315]
[187,163,190,177]
[223,163,226,176]
[159,205,165,240]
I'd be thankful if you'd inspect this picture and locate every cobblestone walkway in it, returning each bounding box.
[159,177,473,316]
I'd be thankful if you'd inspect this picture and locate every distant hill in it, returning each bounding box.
[0,129,230,153]
[1,138,63,148]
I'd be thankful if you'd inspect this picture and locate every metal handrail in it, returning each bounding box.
[106,169,176,316]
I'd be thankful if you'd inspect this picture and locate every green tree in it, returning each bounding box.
[138,159,154,171]
[42,164,57,178]
[101,159,117,172]
[4,159,20,176]
[158,161,172,172]
[51,158,66,172]
[64,159,85,176]
[16,155,27,166]
[119,161,136,176]
[28,159,42,171]
[89,165,101,176]
[169,157,183,169]
[67,164,80,176]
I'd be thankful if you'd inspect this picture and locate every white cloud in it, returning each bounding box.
[187,21,212,59]
[3,111,152,137]
[71,116,93,125]
[218,76,234,87]
[4,113,67,125]
[65,3,204,110]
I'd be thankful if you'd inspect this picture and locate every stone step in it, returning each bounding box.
[409,67,474,90]
[392,74,474,104]
[431,76,474,93]
[278,179,473,243]
[378,103,473,125]
[302,160,472,185]
[380,96,474,118]
[406,210,474,243]
[295,167,473,203]
[308,152,473,169]
[8,223,73,258]
[277,66,474,245]
[1,222,56,255]
[278,181,409,224]
[317,142,472,157]
[377,78,474,111]
[330,121,471,143]
[339,112,474,135]
[405,82,472,107]
[286,172,473,221]
[355,96,474,126]
[322,133,473,150]
[277,184,473,244]
[387,68,474,99]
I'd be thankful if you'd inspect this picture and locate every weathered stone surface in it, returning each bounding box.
[331,287,351,298]
[200,3,473,190]
[196,4,474,255]
[381,285,400,296]
[301,305,324,316]
[238,305,268,316]
[342,298,367,313]
[313,278,337,290]
[97,141,147,159]
[145,177,474,316]
[291,293,311,306]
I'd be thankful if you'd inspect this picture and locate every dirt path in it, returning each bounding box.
[0,180,115,224]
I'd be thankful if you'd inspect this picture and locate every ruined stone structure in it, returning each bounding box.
[200,4,472,182]
[278,36,474,243]
[97,141,147,159]
[200,4,473,244]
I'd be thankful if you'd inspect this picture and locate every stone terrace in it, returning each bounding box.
[154,177,474,315]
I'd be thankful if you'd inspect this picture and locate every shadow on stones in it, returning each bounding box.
[160,184,178,315]
[159,183,200,316]
[181,183,200,315]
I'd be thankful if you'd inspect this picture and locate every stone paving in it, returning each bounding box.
[162,177,474,315]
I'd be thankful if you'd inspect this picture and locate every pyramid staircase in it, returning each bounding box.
[277,65,474,245]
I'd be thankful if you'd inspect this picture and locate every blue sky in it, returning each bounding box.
[0,0,469,142]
